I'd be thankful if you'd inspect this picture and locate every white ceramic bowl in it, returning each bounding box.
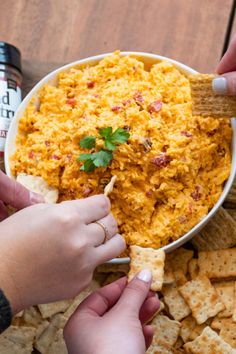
[5,52,236,264]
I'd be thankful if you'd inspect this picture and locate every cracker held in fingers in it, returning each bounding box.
[104,175,117,197]
[189,73,236,117]
[128,245,165,291]
[16,173,58,203]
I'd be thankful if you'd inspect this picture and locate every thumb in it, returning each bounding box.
[0,170,44,209]
[212,72,236,96]
[115,269,152,316]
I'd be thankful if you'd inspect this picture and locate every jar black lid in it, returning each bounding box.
[0,42,21,73]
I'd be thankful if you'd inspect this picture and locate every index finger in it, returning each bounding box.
[62,194,111,224]
[75,277,127,317]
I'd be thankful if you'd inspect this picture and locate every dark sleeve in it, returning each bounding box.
[0,289,12,333]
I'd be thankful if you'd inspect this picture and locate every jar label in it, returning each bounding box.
[0,78,21,154]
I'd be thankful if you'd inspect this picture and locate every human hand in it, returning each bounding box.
[0,195,125,314]
[64,271,160,354]
[0,170,44,221]
[213,34,236,95]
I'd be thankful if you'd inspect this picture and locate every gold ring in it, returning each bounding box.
[94,221,110,244]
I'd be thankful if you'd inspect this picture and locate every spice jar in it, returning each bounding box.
[0,42,22,170]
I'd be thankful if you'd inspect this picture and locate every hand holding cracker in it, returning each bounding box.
[64,275,160,354]
[214,33,236,96]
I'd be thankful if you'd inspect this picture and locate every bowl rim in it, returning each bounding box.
[5,51,236,264]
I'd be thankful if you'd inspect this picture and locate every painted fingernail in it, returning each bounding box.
[212,77,228,94]
[137,269,152,283]
[30,191,44,204]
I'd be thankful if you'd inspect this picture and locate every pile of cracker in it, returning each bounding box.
[128,245,236,353]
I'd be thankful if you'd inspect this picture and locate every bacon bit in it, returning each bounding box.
[181,131,193,138]
[141,137,152,152]
[45,140,50,147]
[51,154,60,160]
[28,150,35,159]
[87,81,95,88]
[162,145,168,152]
[123,125,131,131]
[133,91,144,105]
[83,187,93,196]
[148,100,162,113]
[111,105,122,112]
[207,130,216,137]
[146,190,152,198]
[93,93,100,98]
[151,153,171,168]
[133,66,137,72]
[122,99,132,106]
[191,186,201,201]
[66,98,76,107]
[178,215,187,224]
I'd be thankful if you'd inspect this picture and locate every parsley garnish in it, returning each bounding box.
[78,127,130,172]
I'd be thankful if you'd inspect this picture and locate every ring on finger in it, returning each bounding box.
[94,221,110,244]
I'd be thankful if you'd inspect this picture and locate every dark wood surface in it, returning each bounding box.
[0,0,234,79]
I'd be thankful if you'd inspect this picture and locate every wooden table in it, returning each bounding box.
[0,0,236,94]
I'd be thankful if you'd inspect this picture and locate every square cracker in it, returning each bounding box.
[0,326,36,354]
[162,282,191,321]
[150,314,181,350]
[166,248,193,275]
[179,275,225,324]
[38,299,72,319]
[128,246,165,291]
[184,326,236,353]
[211,317,234,331]
[214,281,234,318]
[192,208,236,251]
[180,316,197,343]
[220,323,236,349]
[198,248,236,279]
[189,73,236,117]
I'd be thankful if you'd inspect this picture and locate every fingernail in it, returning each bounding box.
[137,269,152,283]
[212,77,228,94]
[30,191,44,204]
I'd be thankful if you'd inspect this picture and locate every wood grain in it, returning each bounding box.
[0,0,233,74]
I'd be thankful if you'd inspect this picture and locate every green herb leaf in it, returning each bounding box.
[110,128,130,144]
[105,140,116,151]
[80,159,96,172]
[79,136,96,149]
[99,127,112,139]
[91,150,113,167]
[77,153,93,161]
